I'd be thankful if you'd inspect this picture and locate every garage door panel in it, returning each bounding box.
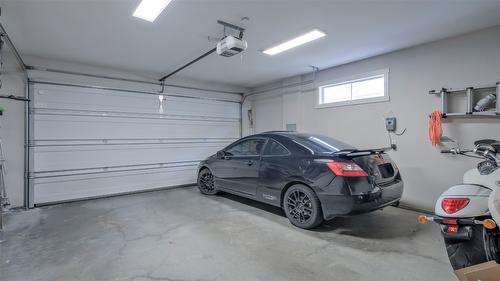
[34,115,239,140]
[33,166,197,204]
[35,86,239,118]
[33,142,233,171]
[163,85,242,102]
[31,83,241,205]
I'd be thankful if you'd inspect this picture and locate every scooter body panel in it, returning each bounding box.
[464,168,500,191]
[435,184,491,218]
[489,189,500,224]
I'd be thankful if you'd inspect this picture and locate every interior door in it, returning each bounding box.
[214,138,266,196]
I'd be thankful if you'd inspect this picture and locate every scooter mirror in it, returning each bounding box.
[440,136,456,143]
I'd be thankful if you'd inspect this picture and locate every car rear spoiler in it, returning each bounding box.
[333,147,391,157]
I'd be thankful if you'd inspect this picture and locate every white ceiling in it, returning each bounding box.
[2,0,500,88]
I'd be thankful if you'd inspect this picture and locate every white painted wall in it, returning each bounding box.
[247,26,500,211]
[0,49,26,208]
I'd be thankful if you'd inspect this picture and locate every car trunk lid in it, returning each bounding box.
[333,149,399,185]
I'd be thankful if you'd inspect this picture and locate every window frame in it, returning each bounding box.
[316,69,389,108]
[261,138,291,157]
[224,137,268,158]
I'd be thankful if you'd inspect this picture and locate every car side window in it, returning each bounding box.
[225,139,266,156]
[262,139,290,156]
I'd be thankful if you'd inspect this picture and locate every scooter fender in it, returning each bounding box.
[435,184,491,218]
[489,189,500,225]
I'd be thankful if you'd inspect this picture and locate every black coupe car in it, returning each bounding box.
[197,132,403,229]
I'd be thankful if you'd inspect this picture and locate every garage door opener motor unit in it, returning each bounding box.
[216,35,247,57]
[215,20,247,57]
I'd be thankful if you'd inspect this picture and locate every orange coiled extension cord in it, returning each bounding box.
[428,111,443,146]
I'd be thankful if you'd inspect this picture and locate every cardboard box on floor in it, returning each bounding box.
[454,261,500,281]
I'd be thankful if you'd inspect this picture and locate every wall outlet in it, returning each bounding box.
[385,117,396,132]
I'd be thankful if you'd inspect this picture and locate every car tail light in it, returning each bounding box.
[441,198,470,214]
[326,162,368,177]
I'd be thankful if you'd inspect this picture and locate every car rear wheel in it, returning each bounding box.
[197,168,218,195]
[283,184,323,229]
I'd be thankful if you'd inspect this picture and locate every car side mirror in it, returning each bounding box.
[217,150,226,159]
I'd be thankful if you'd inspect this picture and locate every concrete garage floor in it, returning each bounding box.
[1,186,456,281]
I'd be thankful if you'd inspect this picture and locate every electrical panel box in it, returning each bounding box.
[385,117,396,132]
[286,123,297,131]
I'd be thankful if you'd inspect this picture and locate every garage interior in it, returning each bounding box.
[1,1,500,281]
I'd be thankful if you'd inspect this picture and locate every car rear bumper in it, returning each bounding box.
[318,180,404,220]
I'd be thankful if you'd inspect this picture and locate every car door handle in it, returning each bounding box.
[246,160,254,166]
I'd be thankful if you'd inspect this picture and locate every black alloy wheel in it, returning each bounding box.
[284,184,323,229]
[287,190,313,223]
[197,169,218,195]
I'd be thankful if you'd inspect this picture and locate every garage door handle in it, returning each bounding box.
[246,160,254,166]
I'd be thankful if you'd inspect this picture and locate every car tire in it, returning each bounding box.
[283,184,323,229]
[197,168,218,195]
[444,225,489,270]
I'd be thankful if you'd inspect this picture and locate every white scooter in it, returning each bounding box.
[419,139,500,270]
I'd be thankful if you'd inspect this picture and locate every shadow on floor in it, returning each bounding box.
[215,191,420,240]
[218,192,286,217]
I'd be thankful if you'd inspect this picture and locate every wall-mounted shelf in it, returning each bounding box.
[429,82,500,118]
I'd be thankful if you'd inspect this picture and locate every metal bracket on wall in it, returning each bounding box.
[429,82,500,118]
[0,23,28,73]
[0,94,30,102]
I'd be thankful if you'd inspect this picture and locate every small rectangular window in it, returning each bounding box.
[318,69,389,107]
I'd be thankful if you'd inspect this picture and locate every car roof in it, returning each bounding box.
[250,131,356,153]
[256,131,314,138]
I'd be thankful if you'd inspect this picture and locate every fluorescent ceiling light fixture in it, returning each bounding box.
[133,0,172,22]
[263,29,326,56]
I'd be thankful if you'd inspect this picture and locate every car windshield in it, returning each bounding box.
[290,134,355,154]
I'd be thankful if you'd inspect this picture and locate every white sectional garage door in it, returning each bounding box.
[30,82,240,205]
